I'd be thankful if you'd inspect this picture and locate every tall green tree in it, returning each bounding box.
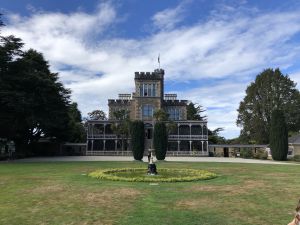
[67,103,86,143]
[0,18,78,154]
[0,48,72,153]
[237,68,300,144]
[130,120,144,160]
[153,122,168,160]
[269,109,288,161]
[186,102,206,120]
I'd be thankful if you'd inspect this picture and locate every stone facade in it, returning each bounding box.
[86,69,208,156]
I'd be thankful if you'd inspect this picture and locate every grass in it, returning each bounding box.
[0,161,299,225]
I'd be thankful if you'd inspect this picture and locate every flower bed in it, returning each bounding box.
[89,168,217,182]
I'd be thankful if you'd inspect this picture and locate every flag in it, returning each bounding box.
[158,54,160,64]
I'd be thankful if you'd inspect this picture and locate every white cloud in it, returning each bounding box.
[151,1,189,30]
[2,2,300,138]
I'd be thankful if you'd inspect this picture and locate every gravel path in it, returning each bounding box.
[12,156,299,165]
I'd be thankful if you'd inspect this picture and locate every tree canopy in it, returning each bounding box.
[186,102,206,120]
[87,110,107,120]
[237,68,300,144]
[0,17,84,154]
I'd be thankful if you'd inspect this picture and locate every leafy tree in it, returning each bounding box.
[130,120,144,160]
[269,109,288,161]
[153,122,168,160]
[0,47,73,154]
[112,109,130,151]
[67,103,86,143]
[0,19,79,154]
[153,109,169,121]
[186,102,206,120]
[237,68,300,144]
[208,128,226,144]
[87,110,107,120]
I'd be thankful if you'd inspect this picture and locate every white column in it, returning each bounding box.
[189,141,192,152]
[91,140,94,151]
[201,124,203,138]
[177,141,180,151]
[201,141,204,154]
[92,124,94,138]
[115,140,117,151]
[206,141,208,153]
[104,124,106,137]
[103,140,106,151]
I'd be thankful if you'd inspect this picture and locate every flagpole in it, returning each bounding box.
[158,53,160,69]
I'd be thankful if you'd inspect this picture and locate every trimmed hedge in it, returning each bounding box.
[270,110,288,161]
[89,168,217,182]
[153,122,168,160]
[130,121,145,160]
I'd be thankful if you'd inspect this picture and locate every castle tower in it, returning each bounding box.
[133,69,164,121]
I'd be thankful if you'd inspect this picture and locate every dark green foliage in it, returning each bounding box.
[237,68,300,144]
[67,103,86,143]
[130,121,144,160]
[240,148,253,159]
[154,122,168,160]
[270,109,288,161]
[0,26,83,154]
[87,110,107,120]
[186,102,206,120]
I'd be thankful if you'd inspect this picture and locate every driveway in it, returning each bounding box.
[13,156,299,165]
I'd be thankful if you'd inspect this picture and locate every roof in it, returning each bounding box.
[288,134,300,144]
[209,144,267,148]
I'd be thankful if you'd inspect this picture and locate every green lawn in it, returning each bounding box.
[0,161,299,225]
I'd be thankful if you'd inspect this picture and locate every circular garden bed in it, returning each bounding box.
[89,168,217,182]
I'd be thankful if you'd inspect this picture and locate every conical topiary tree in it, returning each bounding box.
[153,122,168,160]
[130,120,144,160]
[269,109,288,161]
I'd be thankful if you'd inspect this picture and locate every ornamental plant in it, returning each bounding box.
[130,120,145,160]
[153,122,168,160]
[89,168,217,182]
[270,109,288,161]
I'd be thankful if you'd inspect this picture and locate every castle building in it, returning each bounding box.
[86,69,208,156]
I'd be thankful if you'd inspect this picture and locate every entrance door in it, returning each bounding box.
[144,123,153,152]
[223,147,229,157]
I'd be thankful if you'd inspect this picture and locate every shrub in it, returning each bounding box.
[130,121,144,160]
[240,148,253,159]
[253,149,268,160]
[89,168,217,182]
[270,109,288,161]
[153,122,168,160]
[294,155,300,162]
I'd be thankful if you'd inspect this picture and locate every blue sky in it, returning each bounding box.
[1,0,300,138]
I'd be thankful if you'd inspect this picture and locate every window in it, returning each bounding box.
[168,108,181,120]
[142,105,154,118]
[139,83,156,97]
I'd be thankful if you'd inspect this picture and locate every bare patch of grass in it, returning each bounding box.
[186,179,267,196]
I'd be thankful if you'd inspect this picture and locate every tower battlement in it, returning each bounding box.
[134,69,164,80]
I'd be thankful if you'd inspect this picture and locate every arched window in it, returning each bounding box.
[142,105,154,118]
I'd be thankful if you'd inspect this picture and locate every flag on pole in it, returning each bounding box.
[158,54,160,69]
